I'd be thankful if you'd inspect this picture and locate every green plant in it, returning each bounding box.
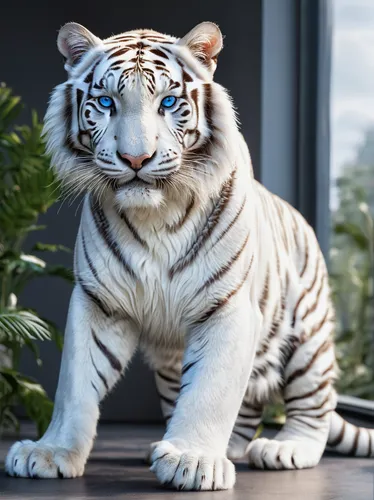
[330,197,374,399]
[0,83,73,436]
[329,130,374,400]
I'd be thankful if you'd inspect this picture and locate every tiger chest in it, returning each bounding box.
[95,246,206,343]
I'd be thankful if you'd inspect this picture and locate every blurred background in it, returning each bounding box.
[0,0,373,432]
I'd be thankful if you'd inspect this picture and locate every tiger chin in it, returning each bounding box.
[5,21,373,490]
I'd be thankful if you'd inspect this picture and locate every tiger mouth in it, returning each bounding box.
[114,178,154,190]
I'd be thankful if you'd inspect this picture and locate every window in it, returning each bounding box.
[329,0,374,400]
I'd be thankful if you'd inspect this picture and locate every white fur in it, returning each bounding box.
[6,23,373,489]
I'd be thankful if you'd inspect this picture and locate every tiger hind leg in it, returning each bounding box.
[144,359,181,464]
[227,396,263,460]
[247,319,336,469]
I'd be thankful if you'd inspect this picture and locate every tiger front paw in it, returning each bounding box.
[6,440,86,479]
[150,440,236,491]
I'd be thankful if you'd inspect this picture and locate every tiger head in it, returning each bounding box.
[45,22,239,210]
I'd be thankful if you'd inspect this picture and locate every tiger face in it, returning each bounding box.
[45,22,237,210]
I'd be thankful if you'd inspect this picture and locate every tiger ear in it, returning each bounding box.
[178,22,223,74]
[57,22,102,71]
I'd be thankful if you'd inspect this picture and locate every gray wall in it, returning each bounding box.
[1,0,264,421]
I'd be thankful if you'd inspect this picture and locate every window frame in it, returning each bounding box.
[261,0,373,413]
[261,0,332,255]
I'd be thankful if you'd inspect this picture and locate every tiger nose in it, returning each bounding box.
[119,153,151,171]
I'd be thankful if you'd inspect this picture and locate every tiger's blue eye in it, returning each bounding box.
[161,96,177,108]
[98,96,114,108]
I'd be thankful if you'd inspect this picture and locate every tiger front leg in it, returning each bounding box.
[6,285,138,479]
[150,295,260,491]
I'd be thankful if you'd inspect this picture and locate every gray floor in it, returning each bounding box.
[0,423,373,500]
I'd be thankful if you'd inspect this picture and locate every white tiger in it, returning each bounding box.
[6,21,373,491]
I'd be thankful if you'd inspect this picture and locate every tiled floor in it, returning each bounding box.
[0,423,373,500]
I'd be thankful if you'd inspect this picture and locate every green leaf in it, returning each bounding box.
[17,375,53,437]
[0,310,51,342]
[0,86,60,241]
[32,243,71,253]
[334,222,368,250]
[41,318,64,351]
[0,369,20,393]
[24,224,47,233]
[253,423,264,439]
[0,83,23,134]
[1,254,73,296]
[23,336,42,365]
[0,407,20,434]
[45,265,74,283]
[0,369,53,437]
[262,403,286,425]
